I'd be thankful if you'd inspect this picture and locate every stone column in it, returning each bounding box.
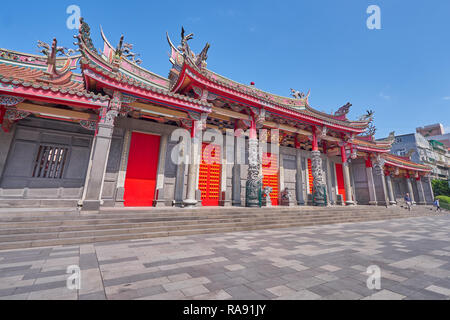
[115,129,132,206]
[406,176,415,204]
[341,144,355,205]
[295,149,305,205]
[154,133,169,207]
[183,118,204,208]
[174,141,186,207]
[416,176,426,205]
[82,91,121,211]
[232,132,243,206]
[311,127,327,206]
[385,174,396,205]
[219,131,232,207]
[425,176,434,203]
[365,157,378,205]
[246,119,262,207]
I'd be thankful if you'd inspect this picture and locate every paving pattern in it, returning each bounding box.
[1,214,450,300]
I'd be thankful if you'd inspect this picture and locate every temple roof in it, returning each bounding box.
[166,32,371,133]
[75,19,212,112]
[383,153,432,172]
[0,48,109,103]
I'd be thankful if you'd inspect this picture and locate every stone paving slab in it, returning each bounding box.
[0,214,450,300]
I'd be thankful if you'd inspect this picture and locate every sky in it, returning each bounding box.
[1,0,449,139]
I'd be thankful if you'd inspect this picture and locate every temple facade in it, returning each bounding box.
[0,19,434,210]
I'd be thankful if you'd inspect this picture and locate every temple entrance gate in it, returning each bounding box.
[199,143,221,206]
[262,152,279,206]
[124,132,160,207]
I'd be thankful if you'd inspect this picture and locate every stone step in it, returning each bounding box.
[0,208,425,231]
[0,205,423,224]
[0,209,427,235]
[0,205,413,222]
[0,211,436,243]
[0,211,442,251]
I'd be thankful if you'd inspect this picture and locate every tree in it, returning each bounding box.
[432,179,450,197]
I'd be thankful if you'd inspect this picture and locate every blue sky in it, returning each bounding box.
[1,0,449,138]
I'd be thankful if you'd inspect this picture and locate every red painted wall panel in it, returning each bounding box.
[124,132,160,207]
[335,163,347,203]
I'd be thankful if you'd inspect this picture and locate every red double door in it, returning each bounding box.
[262,153,279,206]
[124,132,161,207]
[199,143,221,206]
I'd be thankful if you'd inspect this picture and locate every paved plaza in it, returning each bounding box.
[0,214,450,300]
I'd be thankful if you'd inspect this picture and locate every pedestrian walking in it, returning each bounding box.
[434,199,442,212]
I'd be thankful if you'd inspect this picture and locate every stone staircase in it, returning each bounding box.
[0,205,445,250]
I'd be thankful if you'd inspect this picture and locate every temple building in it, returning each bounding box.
[0,19,435,210]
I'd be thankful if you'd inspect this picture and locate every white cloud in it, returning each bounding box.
[379,92,390,100]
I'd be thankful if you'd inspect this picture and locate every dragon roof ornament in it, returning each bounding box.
[114,35,142,65]
[74,18,98,54]
[37,38,77,80]
[167,27,210,71]
[334,102,352,120]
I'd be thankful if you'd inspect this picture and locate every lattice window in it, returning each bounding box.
[32,145,69,179]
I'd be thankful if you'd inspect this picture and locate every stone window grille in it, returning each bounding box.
[32,145,69,179]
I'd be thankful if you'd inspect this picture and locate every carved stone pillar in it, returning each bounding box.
[81,91,121,211]
[310,127,327,206]
[246,119,262,207]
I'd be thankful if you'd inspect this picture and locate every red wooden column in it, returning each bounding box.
[311,126,319,151]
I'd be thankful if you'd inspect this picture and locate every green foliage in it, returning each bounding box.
[432,179,450,197]
[436,195,450,204]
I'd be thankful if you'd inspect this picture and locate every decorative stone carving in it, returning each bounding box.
[80,120,97,131]
[280,187,293,206]
[5,109,30,121]
[249,107,266,129]
[246,138,262,207]
[0,95,25,107]
[263,187,273,207]
[99,91,121,126]
[311,150,327,206]
[373,156,386,176]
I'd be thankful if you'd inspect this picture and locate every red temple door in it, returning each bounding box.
[199,143,221,206]
[307,159,314,195]
[335,163,347,203]
[262,152,279,206]
[124,132,161,207]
